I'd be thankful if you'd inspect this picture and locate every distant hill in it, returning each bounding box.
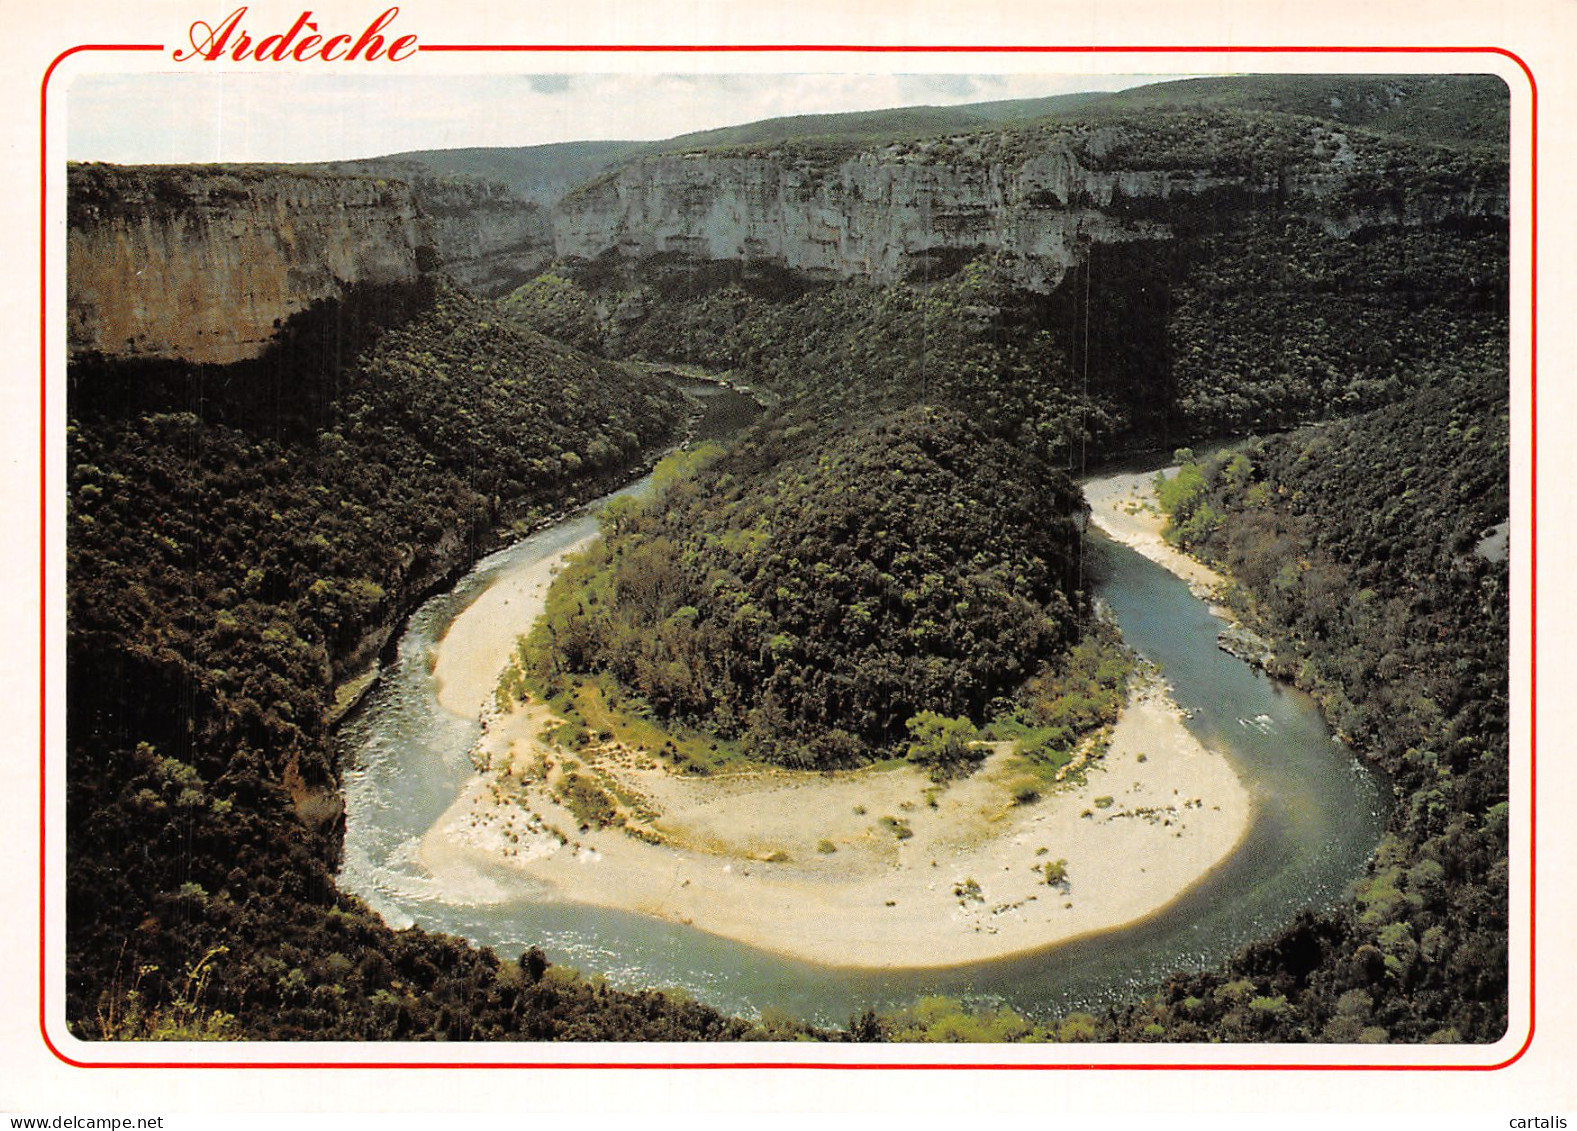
[319,139,650,204]
[651,91,1110,153]
[1076,73,1510,149]
[338,74,1506,207]
[321,95,1113,203]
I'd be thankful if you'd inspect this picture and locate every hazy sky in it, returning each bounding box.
[66,72,1179,164]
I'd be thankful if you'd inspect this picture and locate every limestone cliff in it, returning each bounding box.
[552,125,1509,291]
[67,111,1508,365]
[68,165,435,364]
[67,164,550,364]
[385,173,553,294]
[554,150,1171,291]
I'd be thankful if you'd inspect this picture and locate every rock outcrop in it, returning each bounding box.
[397,174,553,295]
[67,116,1508,364]
[553,150,1179,292]
[68,166,432,364]
[67,164,550,364]
[552,130,1508,291]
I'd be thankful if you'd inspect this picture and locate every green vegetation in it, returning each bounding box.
[519,406,1088,767]
[1165,217,1507,433]
[554,771,620,830]
[498,271,608,355]
[596,259,1114,461]
[989,617,1134,784]
[66,72,1509,1045]
[1131,373,1508,1042]
[62,281,786,1041]
[90,946,236,1042]
[903,712,982,780]
[69,282,684,798]
[641,75,1507,173]
[520,669,758,777]
[879,816,915,841]
[1083,74,1509,151]
[550,210,1505,453]
[654,95,1101,161]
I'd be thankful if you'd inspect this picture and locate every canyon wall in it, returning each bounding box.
[552,132,1509,291]
[396,174,554,295]
[555,150,1184,291]
[66,121,1509,364]
[67,164,549,364]
[68,166,430,364]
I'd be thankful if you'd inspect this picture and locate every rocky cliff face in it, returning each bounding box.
[68,166,434,364]
[67,118,1508,364]
[67,164,550,364]
[553,130,1509,291]
[394,174,553,294]
[554,151,1175,290]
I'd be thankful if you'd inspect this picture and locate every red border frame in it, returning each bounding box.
[39,41,1538,1073]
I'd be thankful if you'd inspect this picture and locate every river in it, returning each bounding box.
[335,392,1388,1028]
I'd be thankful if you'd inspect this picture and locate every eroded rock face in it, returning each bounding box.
[553,151,1180,291]
[67,164,551,364]
[552,138,1508,291]
[67,123,1509,364]
[68,166,435,364]
[403,176,554,295]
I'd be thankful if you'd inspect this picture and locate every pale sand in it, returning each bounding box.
[431,533,597,716]
[419,680,1250,968]
[1083,468,1228,600]
[411,477,1254,970]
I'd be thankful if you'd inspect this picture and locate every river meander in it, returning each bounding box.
[335,390,1388,1027]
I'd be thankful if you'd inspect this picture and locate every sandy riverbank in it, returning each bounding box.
[1083,468,1228,599]
[413,475,1253,969]
[419,677,1249,968]
[431,533,596,716]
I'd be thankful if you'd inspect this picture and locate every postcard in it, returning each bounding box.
[3,0,1570,1121]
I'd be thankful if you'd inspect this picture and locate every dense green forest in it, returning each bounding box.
[65,281,789,1039]
[505,260,1118,457]
[1083,74,1509,151]
[521,406,1089,766]
[1134,375,1510,1042]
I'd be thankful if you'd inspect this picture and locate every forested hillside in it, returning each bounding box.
[842,374,1509,1044]
[523,407,1088,765]
[63,283,778,1039]
[1105,375,1509,1042]
[506,96,1506,449]
[1084,74,1509,150]
[508,208,1503,453]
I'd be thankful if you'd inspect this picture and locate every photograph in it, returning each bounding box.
[58,61,1515,1045]
[5,0,1566,1120]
